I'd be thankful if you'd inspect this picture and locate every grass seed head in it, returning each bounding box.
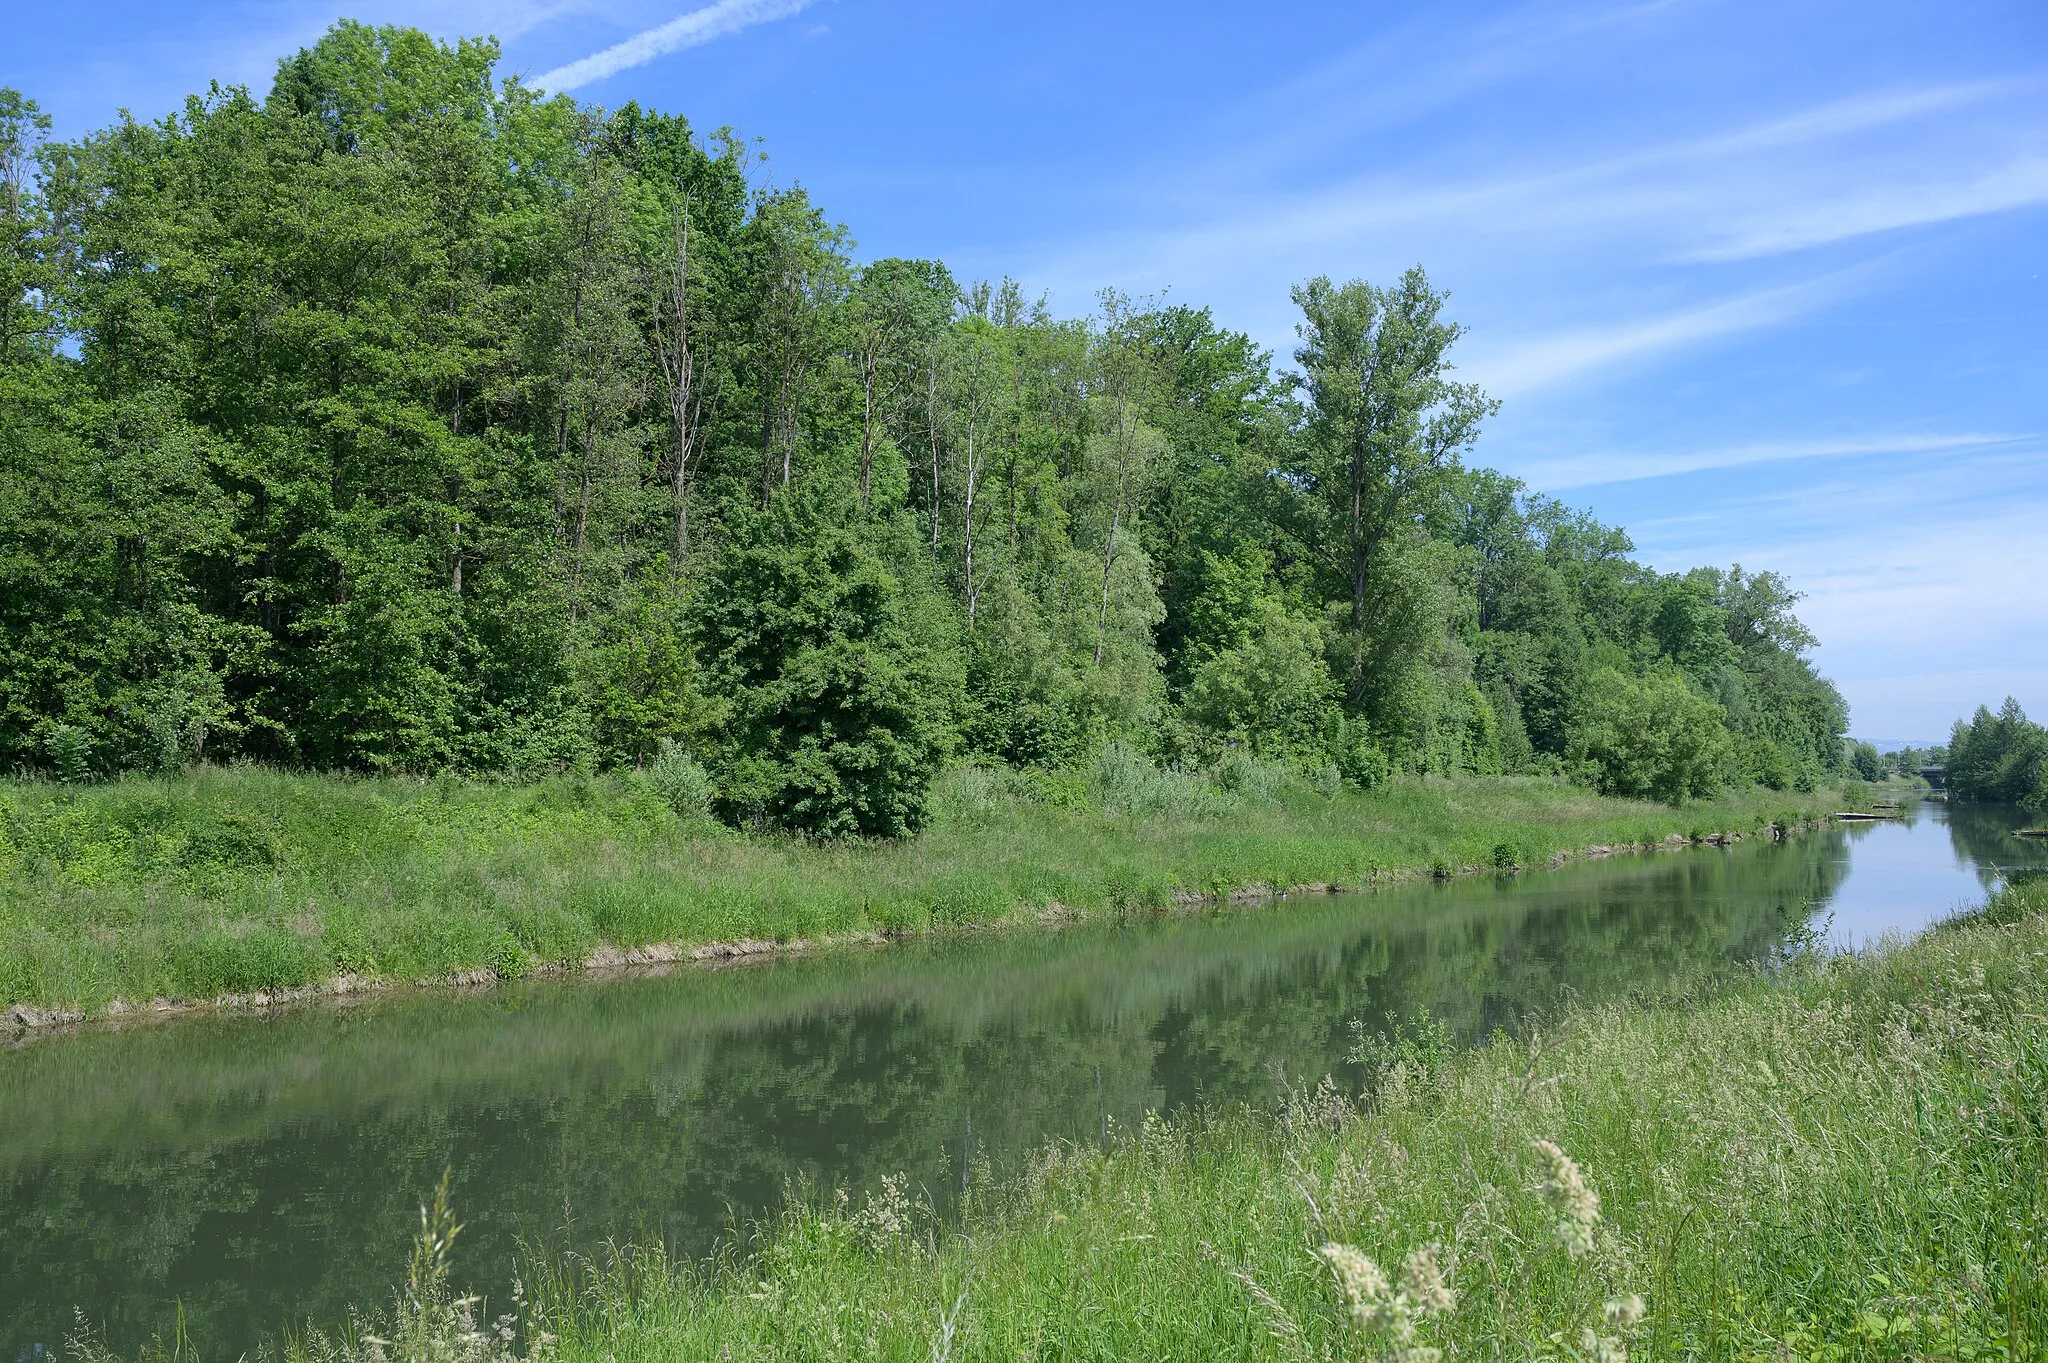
[1531,1139,1600,1256]
[1318,1241,1392,1328]
[1401,1244,1455,1317]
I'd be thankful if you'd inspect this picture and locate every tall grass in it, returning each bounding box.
[1,760,1834,1014]
[517,873,2047,1361]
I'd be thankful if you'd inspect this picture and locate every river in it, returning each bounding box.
[3,798,2042,1360]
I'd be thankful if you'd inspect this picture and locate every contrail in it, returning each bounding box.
[534,0,815,91]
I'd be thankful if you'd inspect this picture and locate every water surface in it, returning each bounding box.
[3,799,2040,1359]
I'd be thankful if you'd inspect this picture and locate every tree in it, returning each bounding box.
[1947,698,2048,810]
[1291,268,1496,744]
[845,257,952,512]
[693,484,961,837]
[1182,604,1339,760]
[740,189,847,501]
[1572,668,1734,804]
[1085,290,1166,669]
[940,311,1006,626]
[0,88,54,363]
[0,21,1865,814]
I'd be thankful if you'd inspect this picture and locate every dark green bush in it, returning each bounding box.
[695,487,962,839]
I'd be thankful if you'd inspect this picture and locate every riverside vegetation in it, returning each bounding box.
[2,24,1849,828]
[0,760,1835,1015]
[80,871,2044,1362]
[4,21,2031,1362]
[0,21,1863,1013]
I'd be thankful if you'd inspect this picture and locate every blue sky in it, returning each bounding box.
[7,0,2045,744]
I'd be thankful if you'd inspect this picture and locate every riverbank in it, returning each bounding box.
[379,871,2040,1363]
[2,763,1840,1022]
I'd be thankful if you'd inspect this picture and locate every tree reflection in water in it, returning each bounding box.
[5,810,2041,1361]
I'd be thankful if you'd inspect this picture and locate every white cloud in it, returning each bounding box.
[533,0,814,91]
[1514,431,2028,488]
[1461,276,1840,398]
[1022,73,2048,385]
[1613,458,2048,737]
[1688,153,2048,261]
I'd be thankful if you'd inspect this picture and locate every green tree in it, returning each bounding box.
[1182,603,1339,760]
[693,484,962,837]
[1947,698,2048,810]
[1572,667,1734,804]
[1291,268,1496,749]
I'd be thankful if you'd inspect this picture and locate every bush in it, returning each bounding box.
[1088,744,1224,817]
[45,723,93,782]
[694,487,962,839]
[1180,606,1339,760]
[644,740,716,821]
[1572,667,1734,804]
[1211,749,1290,801]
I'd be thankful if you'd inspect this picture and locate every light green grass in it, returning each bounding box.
[0,763,1834,1014]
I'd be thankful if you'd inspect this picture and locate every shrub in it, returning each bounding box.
[1572,667,1734,804]
[1211,749,1289,801]
[644,740,715,821]
[1180,606,1340,761]
[694,487,962,839]
[45,723,94,782]
[1088,744,1223,817]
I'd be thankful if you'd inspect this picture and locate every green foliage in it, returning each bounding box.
[1572,667,1735,804]
[1181,605,1339,760]
[1947,697,2048,810]
[642,739,715,821]
[694,485,962,837]
[0,28,1845,824]
[45,722,93,782]
[0,764,1831,1013]
[1087,743,1224,818]
[1736,735,1797,791]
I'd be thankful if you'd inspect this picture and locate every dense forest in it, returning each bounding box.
[0,23,1849,833]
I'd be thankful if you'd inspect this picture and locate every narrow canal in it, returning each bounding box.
[4,799,2041,1360]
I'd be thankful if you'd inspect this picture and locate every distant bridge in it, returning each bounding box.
[1920,765,1946,789]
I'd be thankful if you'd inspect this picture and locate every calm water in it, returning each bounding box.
[3,799,2041,1360]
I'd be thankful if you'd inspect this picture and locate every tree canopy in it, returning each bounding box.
[0,25,1852,826]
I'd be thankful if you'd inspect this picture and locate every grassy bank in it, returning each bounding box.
[267,873,2037,1363]
[1,762,1836,1017]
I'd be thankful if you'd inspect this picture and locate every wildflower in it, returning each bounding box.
[1531,1139,1600,1257]
[1603,1295,1646,1330]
